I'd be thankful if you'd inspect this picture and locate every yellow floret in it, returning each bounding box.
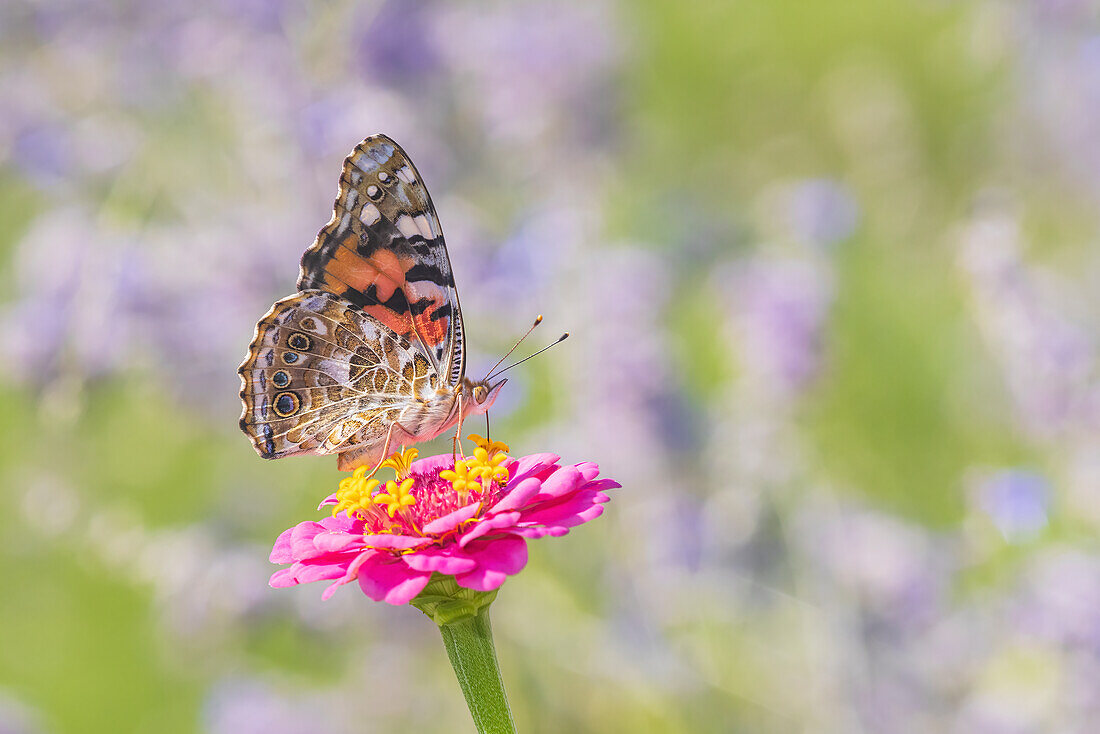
[467,433,510,458]
[379,447,419,480]
[440,461,483,497]
[375,477,417,518]
[459,434,511,487]
[465,448,510,485]
[332,466,381,519]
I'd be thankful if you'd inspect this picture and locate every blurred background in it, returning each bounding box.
[2,0,1100,732]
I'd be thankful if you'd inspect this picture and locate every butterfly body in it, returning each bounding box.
[239,135,503,471]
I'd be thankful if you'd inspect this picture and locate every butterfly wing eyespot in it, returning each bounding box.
[272,391,301,417]
[287,332,312,350]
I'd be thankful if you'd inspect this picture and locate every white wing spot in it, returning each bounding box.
[412,213,435,239]
[395,214,419,238]
[395,165,417,185]
[351,153,373,175]
[359,203,382,226]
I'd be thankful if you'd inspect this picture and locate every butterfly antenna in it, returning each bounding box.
[484,315,543,378]
[487,333,569,380]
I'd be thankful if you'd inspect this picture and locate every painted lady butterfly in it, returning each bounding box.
[238,135,505,472]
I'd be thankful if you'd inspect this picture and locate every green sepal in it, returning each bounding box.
[410,573,499,626]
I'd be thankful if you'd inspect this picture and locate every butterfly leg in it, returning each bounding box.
[451,392,468,463]
[362,420,420,480]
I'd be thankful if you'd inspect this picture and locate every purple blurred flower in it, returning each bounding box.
[718,255,834,392]
[972,469,1050,542]
[796,504,951,627]
[958,211,1097,437]
[203,677,349,734]
[1013,549,1100,650]
[1017,4,1100,200]
[10,123,69,186]
[354,0,441,83]
[0,207,142,382]
[429,1,621,147]
[769,179,860,246]
[562,248,685,485]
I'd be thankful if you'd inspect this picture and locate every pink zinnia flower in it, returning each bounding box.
[269,436,617,605]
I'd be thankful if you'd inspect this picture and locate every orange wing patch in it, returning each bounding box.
[364,303,410,342]
[414,313,448,346]
[324,239,414,302]
[408,282,450,346]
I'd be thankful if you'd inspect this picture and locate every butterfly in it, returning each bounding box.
[238,135,506,472]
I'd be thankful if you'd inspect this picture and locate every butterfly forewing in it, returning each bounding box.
[297,135,466,387]
[238,290,436,460]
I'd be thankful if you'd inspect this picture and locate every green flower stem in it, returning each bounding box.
[439,606,516,734]
[411,574,516,734]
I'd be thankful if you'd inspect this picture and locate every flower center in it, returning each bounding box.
[331,435,513,539]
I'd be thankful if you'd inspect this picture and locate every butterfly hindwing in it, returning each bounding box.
[238,290,437,460]
[297,134,466,387]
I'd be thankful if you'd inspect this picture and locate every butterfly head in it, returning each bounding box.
[461,377,506,416]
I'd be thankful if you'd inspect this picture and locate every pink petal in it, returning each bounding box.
[402,547,479,574]
[269,567,299,588]
[289,522,329,559]
[574,462,601,482]
[489,477,542,514]
[318,493,339,509]
[312,530,366,554]
[362,534,430,550]
[509,453,561,483]
[356,553,432,605]
[458,511,521,547]
[320,581,348,600]
[558,502,606,527]
[510,525,567,539]
[321,550,377,600]
[319,514,361,532]
[512,496,608,537]
[533,466,585,501]
[321,549,378,597]
[292,560,350,584]
[584,478,621,493]
[270,527,295,563]
[422,502,481,535]
[519,488,610,528]
[454,536,528,591]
